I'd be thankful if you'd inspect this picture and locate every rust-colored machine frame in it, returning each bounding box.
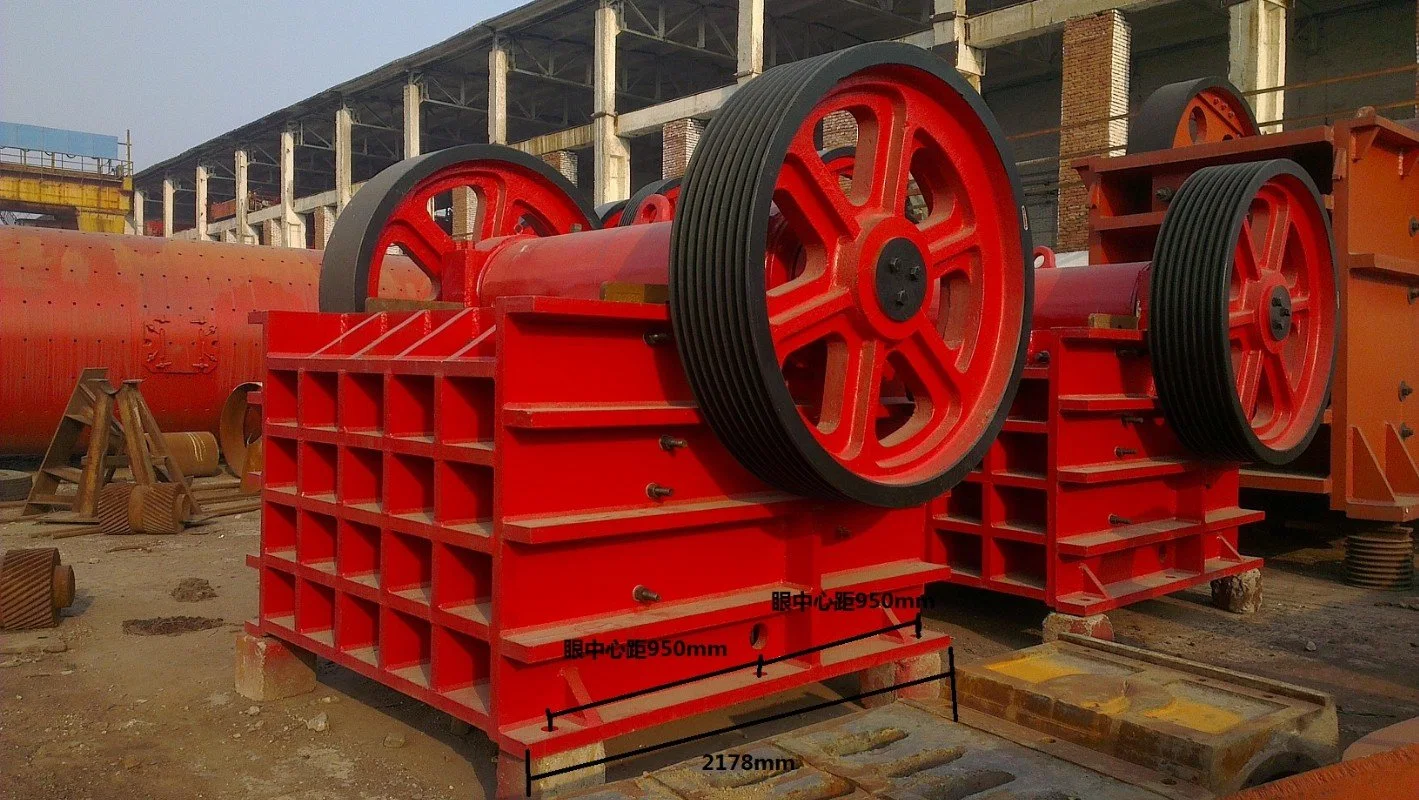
[1077,111,1419,522]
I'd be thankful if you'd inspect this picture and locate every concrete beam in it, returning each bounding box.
[618,84,738,137]
[489,43,509,145]
[736,0,764,82]
[162,176,174,238]
[966,0,1173,49]
[234,149,253,244]
[335,106,353,212]
[132,189,145,234]
[194,164,211,241]
[511,124,593,156]
[1229,0,1286,132]
[593,1,630,204]
[403,76,422,158]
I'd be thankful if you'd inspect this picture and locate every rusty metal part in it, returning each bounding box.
[0,227,428,455]
[219,381,262,480]
[0,469,31,501]
[0,547,75,630]
[161,431,221,477]
[133,482,188,535]
[97,482,135,534]
[1344,527,1415,590]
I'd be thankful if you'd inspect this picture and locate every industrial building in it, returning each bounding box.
[132,0,1418,253]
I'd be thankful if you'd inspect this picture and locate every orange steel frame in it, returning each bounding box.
[1076,112,1419,522]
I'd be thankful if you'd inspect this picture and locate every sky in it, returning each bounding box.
[1,1,523,170]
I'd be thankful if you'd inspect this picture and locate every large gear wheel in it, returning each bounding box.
[1129,77,1259,154]
[320,144,600,312]
[0,548,75,630]
[670,42,1032,507]
[1151,159,1337,464]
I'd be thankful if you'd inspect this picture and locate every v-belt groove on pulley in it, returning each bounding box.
[316,41,1033,509]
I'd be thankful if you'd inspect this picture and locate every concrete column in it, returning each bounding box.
[262,219,283,248]
[736,0,764,82]
[821,111,858,150]
[279,129,302,248]
[335,106,353,212]
[1229,0,1286,132]
[311,205,337,250]
[593,1,631,204]
[403,76,422,158]
[662,118,704,178]
[194,165,211,241]
[234,149,253,244]
[1056,10,1131,252]
[489,43,509,145]
[132,189,145,235]
[949,0,983,91]
[161,176,175,238]
[540,150,578,184]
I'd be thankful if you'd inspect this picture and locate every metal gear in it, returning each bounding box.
[135,483,188,535]
[320,144,600,312]
[98,482,135,535]
[1129,76,1260,154]
[0,548,74,630]
[1150,159,1337,465]
[669,41,1031,507]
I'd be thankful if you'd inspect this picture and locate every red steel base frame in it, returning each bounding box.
[248,297,950,758]
[933,326,1262,616]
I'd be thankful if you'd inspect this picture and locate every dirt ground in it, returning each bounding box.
[2,505,1416,800]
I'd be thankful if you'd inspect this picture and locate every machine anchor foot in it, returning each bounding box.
[234,632,317,702]
[1211,567,1263,614]
[497,743,606,799]
[859,649,945,709]
[1042,612,1114,643]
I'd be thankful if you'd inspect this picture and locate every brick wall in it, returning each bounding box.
[1056,10,1131,253]
[661,118,704,179]
[821,110,858,150]
[540,150,578,185]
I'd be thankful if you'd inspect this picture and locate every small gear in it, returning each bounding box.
[0,548,75,630]
[98,482,136,535]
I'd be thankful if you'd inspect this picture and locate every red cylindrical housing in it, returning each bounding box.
[477,222,673,303]
[0,227,424,453]
[1032,260,1152,330]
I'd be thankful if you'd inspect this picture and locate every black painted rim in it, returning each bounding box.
[618,177,682,227]
[319,144,598,312]
[1150,159,1337,465]
[668,41,1033,507]
[1128,76,1259,155]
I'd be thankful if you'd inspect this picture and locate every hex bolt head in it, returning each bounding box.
[643,330,671,346]
[1155,186,1176,203]
[908,264,922,281]
[632,585,661,603]
[646,482,674,500]
[894,289,907,306]
[659,435,688,451]
[887,257,901,274]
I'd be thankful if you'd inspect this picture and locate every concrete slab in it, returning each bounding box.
[957,634,1338,793]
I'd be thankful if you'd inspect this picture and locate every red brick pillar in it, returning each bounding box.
[821,110,858,150]
[540,150,578,185]
[661,117,705,179]
[1056,10,1131,252]
[310,206,336,250]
